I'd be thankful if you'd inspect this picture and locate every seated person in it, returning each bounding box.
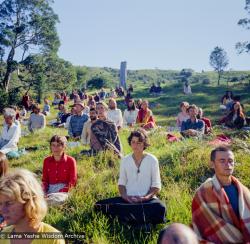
[99,88,106,101]
[81,108,97,145]
[52,92,62,106]
[42,98,50,116]
[0,108,21,155]
[223,102,246,129]
[221,91,234,106]
[107,98,123,130]
[68,102,89,139]
[176,101,190,128]
[136,99,142,110]
[28,104,46,132]
[136,100,156,130]
[155,83,162,94]
[89,102,121,156]
[94,92,100,102]
[64,107,76,129]
[181,104,205,137]
[197,107,212,134]
[183,82,192,94]
[158,223,198,244]
[123,99,139,127]
[150,83,157,93]
[0,169,65,243]
[42,135,77,205]
[57,107,71,128]
[95,129,166,226]
[128,84,133,93]
[192,146,250,243]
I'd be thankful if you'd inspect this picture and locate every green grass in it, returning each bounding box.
[2,79,250,244]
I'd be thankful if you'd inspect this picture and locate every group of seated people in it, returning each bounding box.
[149,83,162,95]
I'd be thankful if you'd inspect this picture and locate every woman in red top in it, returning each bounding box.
[42,135,77,205]
[136,100,156,130]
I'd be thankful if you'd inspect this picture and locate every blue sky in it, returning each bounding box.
[53,0,249,71]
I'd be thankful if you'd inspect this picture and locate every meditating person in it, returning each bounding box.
[28,104,46,132]
[0,169,65,243]
[52,92,62,106]
[99,88,106,101]
[94,92,100,102]
[176,101,190,128]
[192,146,250,243]
[89,102,121,156]
[224,102,246,129]
[68,102,89,139]
[42,98,51,116]
[221,91,234,106]
[158,223,198,244]
[107,98,123,130]
[183,81,192,94]
[197,107,212,134]
[95,129,166,226]
[57,107,71,128]
[0,108,21,155]
[136,99,143,110]
[81,108,97,145]
[123,99,139,127]
[42,135,77,205]
[181,104,205,138]
[136,100,156,130]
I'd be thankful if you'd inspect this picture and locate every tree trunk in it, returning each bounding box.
[217,72,221,86]
[2,47,16,92]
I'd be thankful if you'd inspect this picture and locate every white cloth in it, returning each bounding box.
[81,120,92,145]
[118,153,161,196]
[107,109,123,128]
[123,109,139,126]
[64,115,71,129]
[0,123,21,154]
[184,84,192,94]
[28,113,46,131]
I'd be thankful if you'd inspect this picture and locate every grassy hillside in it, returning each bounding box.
[2,79,250,244]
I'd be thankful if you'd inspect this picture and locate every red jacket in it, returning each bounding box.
[42,154,77,193]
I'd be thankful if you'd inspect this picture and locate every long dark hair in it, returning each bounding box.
[127,99,136,111]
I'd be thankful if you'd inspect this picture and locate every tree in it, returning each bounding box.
[0,0,60,92]
[87,77,107,89]
[236,0,250,53]
[209,47,229,85]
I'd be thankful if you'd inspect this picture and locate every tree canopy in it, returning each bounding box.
[209,47,229,85]
[0,0,60,91]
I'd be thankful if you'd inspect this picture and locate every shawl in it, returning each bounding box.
[192,175,250,243]
[136,108,155,125]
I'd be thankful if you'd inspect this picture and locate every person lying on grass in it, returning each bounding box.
[0,169,65,244]
[42,135,77,205]
[95,129,166,227]
[181,104,205,138]
[192,146,250,243]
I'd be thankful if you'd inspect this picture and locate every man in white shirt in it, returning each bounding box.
[95,129,166,226]
[0,108,21,154]
[107,98,123,130]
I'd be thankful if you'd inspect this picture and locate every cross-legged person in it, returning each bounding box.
[192,146,250,243]
[28,104,46,132]
[42,135,77,206]
[95,129,166,227]
[181,104,205,138]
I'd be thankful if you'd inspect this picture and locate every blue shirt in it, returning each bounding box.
[181,118,205,133]
[68,113,89,137]
[223,183,239,218]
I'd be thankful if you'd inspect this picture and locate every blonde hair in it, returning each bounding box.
[0,169,47,226]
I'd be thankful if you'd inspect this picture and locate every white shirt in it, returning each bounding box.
[107,109,123,128]
[0,122,21,154]
[81,120,92,145]
[123,109,139,126]
[118,153,161,196]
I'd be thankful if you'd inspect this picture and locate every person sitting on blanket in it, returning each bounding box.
[42,135,77,205]
[197,107,212,134]
[0,169,65,244]
[28,104,46,132]
[68,102,89,140]
[95,129,166,226]
[192,146,250,243]
[87,102,121,156]
[181,104,205,138]
[136,100,156,130]
[0,108,21,155]
[158,223,198,244]
[176,101,190,128]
